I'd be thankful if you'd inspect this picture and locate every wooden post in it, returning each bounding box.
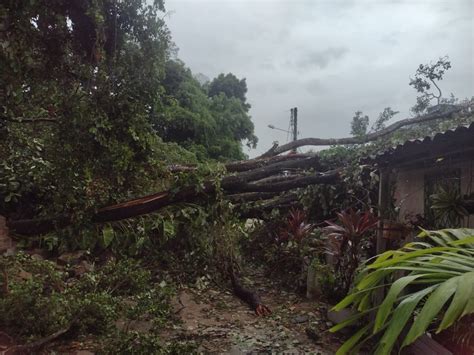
[377,168,390,254]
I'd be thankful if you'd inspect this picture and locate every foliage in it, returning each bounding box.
[208,73,250,109]
[300,146,379,222]
[409,56,451,114]
[278,208,314,243]
[308,259,338,301]
[0,253,174,346]
[245,211,323,292]
[350,111,370,137]
[330,228,474,355]
[323,209,378,298]
[371,107,399,132]
[102,331,198,354]
[153,61,257,161]
[1,0,172,219]
[92,194,246,284]
[0,253,70,339]
[0,1,257,226]
[344,59,472,155]
[430,185,468,228]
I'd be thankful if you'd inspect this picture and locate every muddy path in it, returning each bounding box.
[165,266,344,354]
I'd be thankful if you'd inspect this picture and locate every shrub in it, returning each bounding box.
[0,253,174,345]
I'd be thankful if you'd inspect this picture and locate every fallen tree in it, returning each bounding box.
[7,165,339,235]
[9,103,471,236]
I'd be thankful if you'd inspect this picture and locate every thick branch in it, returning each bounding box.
[258,105,463,157]
[221,156,321,188]
[252,174,304,186]
[231,170,340,193]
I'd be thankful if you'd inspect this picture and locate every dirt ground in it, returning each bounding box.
[163,266,344,354]
[1,260,345,354]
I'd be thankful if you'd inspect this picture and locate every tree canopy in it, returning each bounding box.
[0,0,258,220]
[154,61,257,161]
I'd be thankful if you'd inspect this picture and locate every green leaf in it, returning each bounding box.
[376,285,437,355]
[402,276,458,346]
[329,311,367,333]
[336,323,372,355]
[334,228,474,355]
[374,274,426,332]
[437,271,474,331]
[102,225,115,248]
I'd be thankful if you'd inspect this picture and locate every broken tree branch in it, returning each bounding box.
[257,105,464,158]
[221,156,321,187]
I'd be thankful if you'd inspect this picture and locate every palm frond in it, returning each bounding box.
[330,228,474,355]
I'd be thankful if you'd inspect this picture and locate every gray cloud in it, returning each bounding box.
[304,78,325,94]
[295,47,349,70]
[166,0,473,157]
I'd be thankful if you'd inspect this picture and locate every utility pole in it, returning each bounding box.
[290,107,298,153]
[293,107,298,143]
[268,107,299,153]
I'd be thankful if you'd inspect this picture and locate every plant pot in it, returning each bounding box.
[306,262,319,299]
[402,334,453,355]
[327,308,356,325]
[382,220,407,240]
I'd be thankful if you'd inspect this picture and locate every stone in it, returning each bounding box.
[305,327,320,342]
[73,260,94,276]
[292,315,309,324]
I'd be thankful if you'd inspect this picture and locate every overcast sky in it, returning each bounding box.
[165,0,473,157]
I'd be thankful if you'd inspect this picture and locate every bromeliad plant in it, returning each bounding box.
[330,228,474,355]
[430,185,468,228]
[323,209,378,297]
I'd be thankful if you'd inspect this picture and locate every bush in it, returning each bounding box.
[0,253,174,345]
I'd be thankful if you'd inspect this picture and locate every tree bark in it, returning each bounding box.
[221,156,321,188]
[229,170,339,193]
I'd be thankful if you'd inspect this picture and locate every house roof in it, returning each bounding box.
[362,121,474,168]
